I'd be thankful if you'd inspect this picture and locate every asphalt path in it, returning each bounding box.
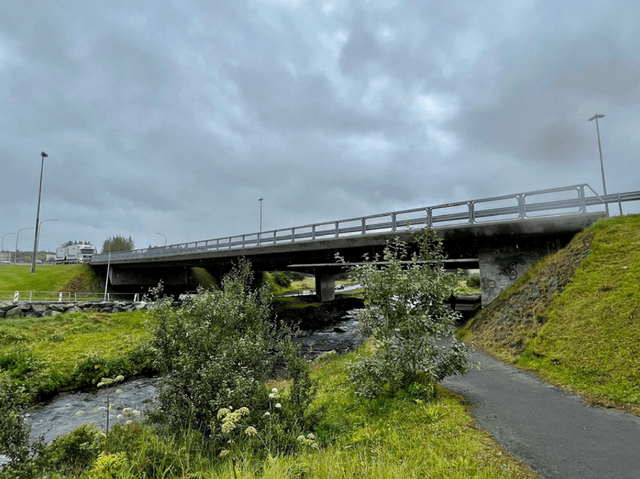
[441,347,640,479]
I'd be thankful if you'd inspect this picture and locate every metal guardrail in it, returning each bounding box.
[0,291,141,302]
[91,184,640,263]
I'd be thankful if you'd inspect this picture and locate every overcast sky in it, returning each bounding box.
[1,0,639,253]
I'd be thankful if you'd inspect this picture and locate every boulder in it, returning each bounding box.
[0,302,15,312]
[67,306,83,314]
[25,311,42,318]
[5,307,23,318]
[49,303,69,313]
[43,310,62,317]
[32,303,48,313]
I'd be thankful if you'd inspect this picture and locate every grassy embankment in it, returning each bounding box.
[462,214,640,413]
[0,263,102,300]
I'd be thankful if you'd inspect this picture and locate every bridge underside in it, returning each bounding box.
[91,213,603,306]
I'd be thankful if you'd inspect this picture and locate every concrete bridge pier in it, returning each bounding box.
[315,273,337,302]
[478,238,563,307]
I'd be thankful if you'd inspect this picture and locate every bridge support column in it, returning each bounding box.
[478,239,563,307]
[315,273,336,302]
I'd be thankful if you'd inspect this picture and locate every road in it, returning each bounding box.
[442,347,640,479]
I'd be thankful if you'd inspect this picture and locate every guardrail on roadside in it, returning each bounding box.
[91,184,640,263]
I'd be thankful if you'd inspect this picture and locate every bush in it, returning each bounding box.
[271,271,292,288]
[339,230,471,399]
[466,274,481,289]
[147,260,284,439]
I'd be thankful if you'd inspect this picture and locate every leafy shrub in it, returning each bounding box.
[466,274,481,289]
[147,260,285,439]
[271,271,292,288]
[0,373,48,479]
[43,423,102,475]
[339,230,471,399]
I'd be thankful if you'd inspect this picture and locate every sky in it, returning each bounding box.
[1,0,639,253]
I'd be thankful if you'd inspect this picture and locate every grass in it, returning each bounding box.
[0,310,152,399]
[0,264,101,299]
[465,214,640,412]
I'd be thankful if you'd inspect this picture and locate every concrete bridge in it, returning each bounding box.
[90,184,640,306]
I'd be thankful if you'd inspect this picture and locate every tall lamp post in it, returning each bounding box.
[2,232,15,252]
[587,114,609,217]
[16,227,34,264]
[31,151,49,273]
[156,232,167,246]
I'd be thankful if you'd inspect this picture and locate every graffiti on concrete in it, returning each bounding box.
[499,256,526,281]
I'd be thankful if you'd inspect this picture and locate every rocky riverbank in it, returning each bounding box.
[0,300,149,318]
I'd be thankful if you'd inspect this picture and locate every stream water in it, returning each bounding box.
[25,311,364,444]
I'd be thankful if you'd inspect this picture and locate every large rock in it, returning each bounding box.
[67,306,83,314]
[5,307,23,318]
[24,310,42,318]
[0,302,15,312]
[32,303,48,313]
[43,310,62,317]
[49,303,70,313]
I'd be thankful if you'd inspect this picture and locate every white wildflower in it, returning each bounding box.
[245,426,258,436]
[275,403,281,409]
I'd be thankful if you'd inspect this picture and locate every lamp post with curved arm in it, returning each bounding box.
[16,227,34,264]
[2,232,15,253]
[156,232,167,246]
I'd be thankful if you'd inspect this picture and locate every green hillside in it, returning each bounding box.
[464,214,640,414]
[0,264,101,294]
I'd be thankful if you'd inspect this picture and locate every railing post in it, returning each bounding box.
[391,213,397,232]
[335,221,339,238]
[273,230,277,245]
[468,202,476,225]
[426,208,433,228]
[216,238,220,250]
[242,235,246,248]
[578,185,587,214]
[312,225,316,240]
[618,193,623,216]
[29,291,33,302]
[291,227,295,243]
[229,237,232,250]
[517,195,526,219]
[361,218,366,235]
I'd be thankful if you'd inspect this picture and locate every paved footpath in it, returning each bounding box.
[441,348,640,479]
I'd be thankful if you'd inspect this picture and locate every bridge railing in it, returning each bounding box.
[91,184,639,262]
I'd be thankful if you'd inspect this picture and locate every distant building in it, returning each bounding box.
[0,252,11,262]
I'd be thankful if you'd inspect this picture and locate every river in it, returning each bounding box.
[25,311,363,444]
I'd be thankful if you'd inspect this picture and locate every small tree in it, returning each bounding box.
[339,229,471,399]
[102,236,135,253]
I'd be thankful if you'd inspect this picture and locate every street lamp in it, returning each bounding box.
[156,232,167,246]
[16,227,34,264]
[36,219,58,255]
[2,232,15,252]
[259,198,264,233]
[587,114,609,216]
[31,151,49,273]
